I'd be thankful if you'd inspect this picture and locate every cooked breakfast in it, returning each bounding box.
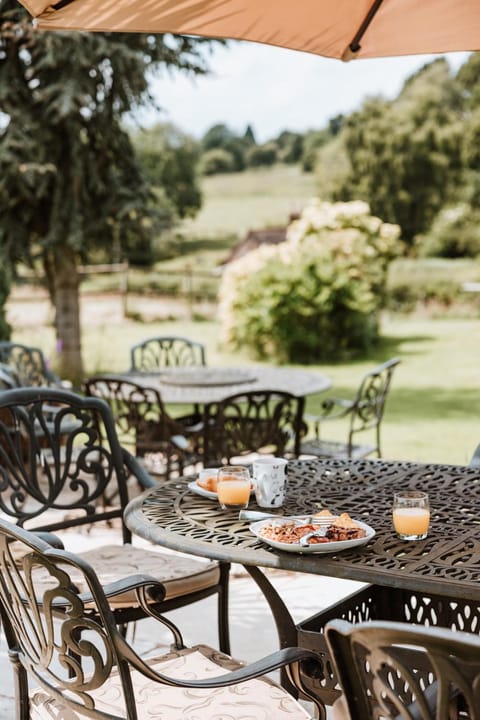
[258,512,366,545]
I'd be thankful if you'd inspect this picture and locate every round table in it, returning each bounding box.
[126,366,331,405]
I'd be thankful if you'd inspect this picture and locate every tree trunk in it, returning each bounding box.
[53,245,84,385]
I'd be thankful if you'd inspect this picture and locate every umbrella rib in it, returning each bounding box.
[51,0,76,10]
[345,0,385,58]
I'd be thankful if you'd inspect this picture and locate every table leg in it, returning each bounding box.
[244,564,326,719]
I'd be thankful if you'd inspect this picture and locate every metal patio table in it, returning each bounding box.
[125,365,332,405]
[124,457,480,712]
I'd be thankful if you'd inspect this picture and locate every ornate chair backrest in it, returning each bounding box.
[469,444,480,468]
[203,391,305,466]
[325,619,480,720]
[130,336,206,371]
[0,342,59,387]
[0,518,143,720]
[348,358,400,441]
[84,375,184,458]
[0,387,131,540]
[0,362,19,390]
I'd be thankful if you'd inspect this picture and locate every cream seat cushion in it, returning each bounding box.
[31,543,220,607]
[31,644,313,720]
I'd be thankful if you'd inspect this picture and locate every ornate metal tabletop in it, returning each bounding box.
[125,457,480,601]
[125,366,331,405]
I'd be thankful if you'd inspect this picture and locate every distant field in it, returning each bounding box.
[180,165,318,239]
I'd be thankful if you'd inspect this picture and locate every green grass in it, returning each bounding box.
[180,165,318,239]
[12,308,480,468]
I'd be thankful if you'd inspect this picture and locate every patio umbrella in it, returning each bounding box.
[17,0,480,61]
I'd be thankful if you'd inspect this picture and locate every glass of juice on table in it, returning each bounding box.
[217,466,251,510]
[392,491,430,540]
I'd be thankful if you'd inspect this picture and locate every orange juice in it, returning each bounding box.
[392,507,430,537]
[217,477,250,508]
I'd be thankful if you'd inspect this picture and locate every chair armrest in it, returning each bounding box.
[78,574,167,605]
[32,531,64,549]
[305,397,355,425]
[122,449,158,489]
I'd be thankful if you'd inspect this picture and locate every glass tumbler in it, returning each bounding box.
[392,491,430,540]
[217,466,251,510]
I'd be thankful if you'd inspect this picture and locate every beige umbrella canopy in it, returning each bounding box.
[17,0,480,61]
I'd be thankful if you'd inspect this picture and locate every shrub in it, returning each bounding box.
[218,200,401,363]
[200,148,236,175]
[417,204,480,258]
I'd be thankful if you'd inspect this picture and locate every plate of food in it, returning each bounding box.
[188,472,254,500]
[249,510,375,554]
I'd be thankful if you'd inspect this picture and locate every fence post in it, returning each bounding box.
[184,262,193,320]
[120,262,129,319]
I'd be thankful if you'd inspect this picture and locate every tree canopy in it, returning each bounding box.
[0,0,216,381]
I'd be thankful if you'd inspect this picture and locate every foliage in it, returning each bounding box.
[0,0,216,380]
[416,204,480,258]
[326,60,464,246]
[200,147,237,175]
[245,142,278,167]
[132,123,203,222]
[218,200,401,363]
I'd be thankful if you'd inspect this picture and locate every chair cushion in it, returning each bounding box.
[30,644,312,720]
[300,439,377,460]
[30,544,220,607]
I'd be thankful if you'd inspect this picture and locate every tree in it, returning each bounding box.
[132,123,202,221]
[0,0,216,383]
[329,59,464,245]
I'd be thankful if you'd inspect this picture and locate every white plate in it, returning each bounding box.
[249,518,375,554]
[188,480,254,501]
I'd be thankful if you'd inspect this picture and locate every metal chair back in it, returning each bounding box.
[0,341,60,387]
[130,335,206,371]
[346,357,400,454]
[0,386,132,537]
[84,374,196,479]
[203,390,305,466]
[325,618,480,719]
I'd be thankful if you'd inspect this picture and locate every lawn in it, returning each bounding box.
[10,293,480,468]
[180,165,318,239]
[8,165,480,468]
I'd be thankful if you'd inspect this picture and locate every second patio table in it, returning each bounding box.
[126,365,332,405]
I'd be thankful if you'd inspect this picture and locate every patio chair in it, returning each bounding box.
[0,341,62,387]
[325,618,480,719]
[301,358,400,460]
[129,335,206,371]
[0,387,231,653]
[0,517,324,720]
[469,444,480,467]
[84,374,202,480]
[202,390,306,466]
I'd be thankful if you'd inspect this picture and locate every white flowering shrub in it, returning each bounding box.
[218,200,401,363]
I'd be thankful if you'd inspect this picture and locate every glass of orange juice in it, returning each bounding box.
[392,491,430,540]
[217,466,251,510]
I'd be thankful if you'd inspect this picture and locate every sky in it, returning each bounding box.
[141,42,470,143]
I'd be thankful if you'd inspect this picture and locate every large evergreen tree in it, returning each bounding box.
[0,0,214,383]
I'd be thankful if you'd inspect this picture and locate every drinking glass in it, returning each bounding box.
[392,491,430,540]
[217,466,251,510]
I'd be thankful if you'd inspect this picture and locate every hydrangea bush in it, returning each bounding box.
[218,200,401,363]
